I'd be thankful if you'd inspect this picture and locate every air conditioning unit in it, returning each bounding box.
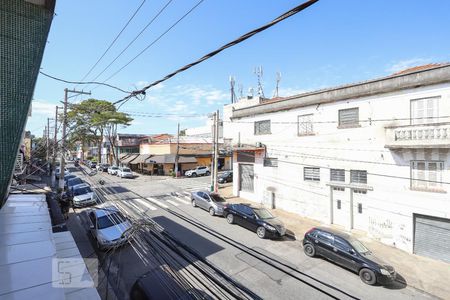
[255,142,262,148]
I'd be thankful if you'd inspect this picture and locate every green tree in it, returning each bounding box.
[67,99,133,163]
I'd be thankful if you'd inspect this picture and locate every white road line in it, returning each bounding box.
[172,195,190,204]
[146,197,169,209]
[166,200,180,207]
[126,199,145,213]
[135,198,157,211]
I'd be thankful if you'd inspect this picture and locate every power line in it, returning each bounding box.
[104,0,205,87]
[39,71,131,94]
[113,0,319,107]
[79,0,147,83]
[90,0,174,84]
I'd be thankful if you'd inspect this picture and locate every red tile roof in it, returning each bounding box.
[392,63,447,75]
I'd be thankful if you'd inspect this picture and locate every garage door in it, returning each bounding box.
[239,164,254,193]
[414,214,450,263]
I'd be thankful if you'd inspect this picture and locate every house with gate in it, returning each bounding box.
[223,63,450,263]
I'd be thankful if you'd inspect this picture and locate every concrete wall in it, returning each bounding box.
[224,82,450,253]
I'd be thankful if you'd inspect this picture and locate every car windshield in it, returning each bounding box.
[68,178,82,186]
[254,208,274,219]
[97,212,126,229]
[210,194,226,202]
[122,168,131,172]
[103,164,110,167]
[73,187,92,196]
[349,238,370,254]
[111,166,118,170]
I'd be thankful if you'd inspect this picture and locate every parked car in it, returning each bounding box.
[223,204,286,239]
[130,266,209,300]
[89,161,97,169]
[302,227,396,285]
[185,166,210,177]
[97,163,110,172]
[71,183,97,208]
[66,177,85,193]
[108,166,119,175]
[117,167,133,178]
[87,205,132,250]
[191,191,227,216]
[63,174,77,183]
[55,167,69,179]
[218,171,233,183]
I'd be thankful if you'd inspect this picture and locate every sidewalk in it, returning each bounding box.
[218,185,449,300]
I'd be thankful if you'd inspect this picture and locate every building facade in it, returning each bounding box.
[223,64,450,263]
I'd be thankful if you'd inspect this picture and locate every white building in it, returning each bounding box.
[223,64,450,263]
[185,118,223,139]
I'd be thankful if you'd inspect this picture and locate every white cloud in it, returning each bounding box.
[385,58,432,74]
[31,100,56,116]
[273,87,308,97]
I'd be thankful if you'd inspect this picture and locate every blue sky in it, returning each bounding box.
[28,0,450,136]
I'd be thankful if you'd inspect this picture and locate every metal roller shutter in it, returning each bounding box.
[239,164,254,192]
[414,214,450,263]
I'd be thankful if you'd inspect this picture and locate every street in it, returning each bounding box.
[67,164,435,300]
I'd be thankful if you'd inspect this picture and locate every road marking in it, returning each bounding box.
[166,200,179,207]
[126,199,145,213]
[146,197,169,209]
[172,195,190,204]
[134,198,157,211]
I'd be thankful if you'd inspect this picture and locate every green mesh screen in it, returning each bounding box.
[0,0,55,207]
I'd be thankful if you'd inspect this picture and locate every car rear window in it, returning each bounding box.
[97,212,126,229]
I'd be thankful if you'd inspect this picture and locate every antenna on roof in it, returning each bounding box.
[238,84,243,99]
[254,66,265,98]
[273,71,281,98]
[229,75,237,104]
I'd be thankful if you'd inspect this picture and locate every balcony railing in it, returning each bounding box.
[385,122,450,148]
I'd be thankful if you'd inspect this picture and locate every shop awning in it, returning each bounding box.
[145,154,197,164]
[120,153,139,164]
[130,154,152,164]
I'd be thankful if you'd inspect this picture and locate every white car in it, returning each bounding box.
[185,166,210,177]
[87,205,132,250]
[117,167,133,178]
[71,183,97,208]
[55,167,69,179]
[108,166,119,175]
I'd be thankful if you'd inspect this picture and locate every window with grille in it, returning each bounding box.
[411,161,443,190]
[338,108,359,127]
[254,120,271,135]
[263,158,278,167]
[330,169,345,182]
[350,170,367,184]
[298,114,314,135]
[304,167,320,181]
[410,97,440,125]
[237,151,255,163]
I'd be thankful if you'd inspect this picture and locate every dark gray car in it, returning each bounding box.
[191,191,227,216]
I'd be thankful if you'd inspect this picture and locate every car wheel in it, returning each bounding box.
[303,243,316,257]
[191,200,196,207]
[226,214,234,224]
[192,173,197,177]
[209,207,215,216]
[256,226,266,239]
[206,171,210,176]
[359,268,377,285]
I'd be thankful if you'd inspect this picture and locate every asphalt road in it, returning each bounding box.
[68,164,436,300]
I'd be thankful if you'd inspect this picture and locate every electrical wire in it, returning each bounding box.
[79,0,147,83]
[113,0,319,107]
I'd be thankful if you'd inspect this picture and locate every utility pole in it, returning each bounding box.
[175,123,180,178]
[213,110,219,193]
[46,118,50,162]
[51,106,60,186]
[58,88,91,189]
[210,112,216,192]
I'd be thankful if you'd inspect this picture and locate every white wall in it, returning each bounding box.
[225,83,450,253]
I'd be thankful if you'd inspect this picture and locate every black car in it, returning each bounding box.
[218,171,233,184]
[66,177,84,193]
[302,227,396,285]
[130,267,211,300]
[223,203,286,239]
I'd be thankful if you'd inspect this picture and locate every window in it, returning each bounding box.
[304,167,320,181]
[338,107,359,127]
[411,161,443,191]
[298,114,313,135]
[330,169,345,182]
[334,237,352,252]
[410,97,440,125]
[350,170,367,184]
[237,151,255,163]
[264,157,278,167]
[316,231,334,244]
[254,120,271,135]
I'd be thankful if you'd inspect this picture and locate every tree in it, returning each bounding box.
[67,99,133,163]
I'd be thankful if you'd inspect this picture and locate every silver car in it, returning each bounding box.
[108,166,119,175]
[71,183,97,208]
[87,205,132,250]
[191,191,227,216]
